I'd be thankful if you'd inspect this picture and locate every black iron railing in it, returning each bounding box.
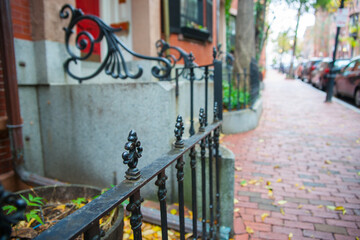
[0,5,227,239]
[223,57,261,111]
[27,108,221,240]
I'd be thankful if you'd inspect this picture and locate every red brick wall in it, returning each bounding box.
[10,0,32,41]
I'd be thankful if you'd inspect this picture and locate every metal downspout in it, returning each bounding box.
[0,0,63,186]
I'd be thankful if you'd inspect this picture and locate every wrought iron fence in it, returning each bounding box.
[223,57,261,111]
[0,4,226,240]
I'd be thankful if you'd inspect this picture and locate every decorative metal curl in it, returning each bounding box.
[122,130,143,180]
[174,115,184,148]
[199,108,206,132]
[0,185,26,240]
[126,192,144,238]
[60,4,171,83]
[155,173,168,201]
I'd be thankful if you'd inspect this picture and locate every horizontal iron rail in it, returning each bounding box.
[35,121,221,240]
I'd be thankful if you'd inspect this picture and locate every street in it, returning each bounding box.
[224,70,360,240]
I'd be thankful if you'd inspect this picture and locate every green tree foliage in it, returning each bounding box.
[275,30,292,61]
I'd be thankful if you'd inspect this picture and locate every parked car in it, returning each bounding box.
[302,58,322,83]
[312,58,350,90]
[334,56,360,107]
[295,62,306,79]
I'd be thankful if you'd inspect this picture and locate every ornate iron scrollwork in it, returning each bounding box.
[122,130,143,180]
[0,185,26,240]
[156,39,193,69]
[60,4,171,83]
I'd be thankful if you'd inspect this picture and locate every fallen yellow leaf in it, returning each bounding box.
[273,165,280,169]
[297,205,303,209]
[249,179,258,184]
[246,226,254,234]
[259,139,264,143]
[55,204,66,211]
[280,208,285,215]
[343,210,346,215]
[170,209,177,215]
[234,198,239,204]
[325,160,332,164]
[235,166,242,171]
[299,186,305,190]
[266,181,271,186]
[326,142,331,146]
[289,232,293,240]
[295,183,299,187]
[261,213,269,222]
[234,208,240,212]
[276,178,282,183]
[356,237,359,240]
[268,190,273,197]
[277,200,287,205]
[185,232,193,239]
[327,206,336,211]
[317,205,323,208]
[335,206,344,211]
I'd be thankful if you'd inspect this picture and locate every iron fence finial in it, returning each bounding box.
[189,52,195,67]
[199,108,206,132]
[174,115,184,148]
[122,130,143,180]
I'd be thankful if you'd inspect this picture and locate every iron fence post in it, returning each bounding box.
[213,60,223,120]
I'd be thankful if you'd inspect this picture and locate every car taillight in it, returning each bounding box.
[324,68,330,73]
[311,65,316,71]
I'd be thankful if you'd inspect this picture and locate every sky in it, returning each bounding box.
[266,1,316,66]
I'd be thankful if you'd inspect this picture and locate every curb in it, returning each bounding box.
[296,79,360,114]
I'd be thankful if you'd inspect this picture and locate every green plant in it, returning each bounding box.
[2,205,17,214]
[222,80,250,110]
[71,197,87,209]
[20,193,45,225]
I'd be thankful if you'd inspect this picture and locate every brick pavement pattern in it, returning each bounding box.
[222,70,360,240]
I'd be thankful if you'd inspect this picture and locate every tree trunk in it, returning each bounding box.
[234,0,256,86]
[289,2,302,78]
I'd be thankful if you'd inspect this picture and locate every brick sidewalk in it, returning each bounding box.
[222,70,360,240]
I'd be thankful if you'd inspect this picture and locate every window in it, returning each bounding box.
[169,0,213,41]
[181,0,202,27]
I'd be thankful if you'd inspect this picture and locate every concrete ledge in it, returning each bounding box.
[222,97,263,134]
